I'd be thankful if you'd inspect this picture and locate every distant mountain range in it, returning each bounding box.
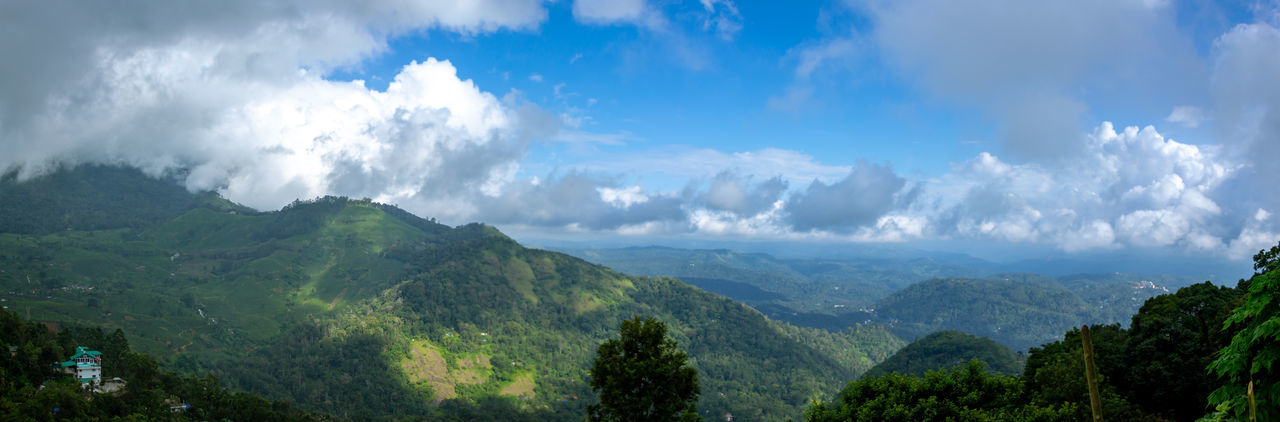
[557,246,1199,351]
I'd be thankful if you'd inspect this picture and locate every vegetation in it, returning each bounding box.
[872,275,1184,352]
[1207,253,1280,420]
[566,247,1192,351]
[806,361,1073,421]
[865,330,1024,377]
[6,165,1276,421]
[587,317,699,422]
[0,308,323,421]
[808,245,1280,421]
[559,246,987,311]
[0,165,226,235]
[0,166,905,420]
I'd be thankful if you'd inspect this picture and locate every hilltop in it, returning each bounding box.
[864,330,1024,377]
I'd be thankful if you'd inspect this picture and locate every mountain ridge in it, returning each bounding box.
[0,165,904,420]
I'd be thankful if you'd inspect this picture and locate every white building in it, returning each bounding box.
[58,346,103,385]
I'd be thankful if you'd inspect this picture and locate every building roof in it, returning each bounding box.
[69,346,103,359]
[58,346,103,367]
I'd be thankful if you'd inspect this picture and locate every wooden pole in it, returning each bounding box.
[1248,380,1256,422]
[1081,325,1103,422]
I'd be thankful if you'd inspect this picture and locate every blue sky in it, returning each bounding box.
[1,0,1278,267]
[338,1,990,180]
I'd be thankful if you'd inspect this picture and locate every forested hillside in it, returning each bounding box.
[0,308,324,420]
[873,275,1181,351]
[0,165,904,420]
[865,330,1023,377]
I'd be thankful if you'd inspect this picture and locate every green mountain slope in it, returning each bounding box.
[0,308,326,421]
[873,278,1085,351]
[0,166,905,420]
[871,275,1187,351]
[0,165,227,235]
[864,330,1024,377]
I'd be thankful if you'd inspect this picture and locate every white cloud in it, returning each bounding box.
[1165,106,1206,128]
[785,161,909,232]
[695,172,788,216]
[1211,22,1280,209]
[769,38,860,110]
[917,122,1238,252]
[699,0,743,41]
[0,1,555,220]
[572,146,851,189]
[572,0,661,28]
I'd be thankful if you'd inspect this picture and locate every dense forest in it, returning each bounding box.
[864,330,1024,377]
[808,249,1280,421]
[0,308,323,420]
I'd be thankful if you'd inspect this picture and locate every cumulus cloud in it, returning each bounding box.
[0,0,699,235]
[785,161,909,232]
[476,172,686,230]
[914,122,1249,255]
[693,172,788,216]
[0,1,549,207]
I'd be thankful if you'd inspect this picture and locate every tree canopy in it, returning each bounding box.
[587,317,699,422]
[1207,242,1280,420]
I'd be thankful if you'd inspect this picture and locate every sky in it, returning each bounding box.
[1,0,1278,267]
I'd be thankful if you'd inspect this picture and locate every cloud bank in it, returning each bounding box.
[0,1,1274,260]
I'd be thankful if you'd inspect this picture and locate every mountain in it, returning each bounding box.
[556,246,989,312]
[0,165,217,235]
[558,247,1192,349]
[863,330,1024,377]
[0,165,905,420]
[871,274,1184,351]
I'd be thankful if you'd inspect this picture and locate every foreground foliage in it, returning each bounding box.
[587,317,699,422]
[806,361,1073,421]
[1208,258,1280,420]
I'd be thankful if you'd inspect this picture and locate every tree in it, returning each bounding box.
[587,317,699,422]
[806,361,1074,422]
[1207,241,1280,421]
[1254,242,1280,276]
[1121,282,1242,421]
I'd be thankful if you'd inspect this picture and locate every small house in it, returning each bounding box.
[58,346,103,385]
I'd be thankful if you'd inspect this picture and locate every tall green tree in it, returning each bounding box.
[1121,282,1242,420]
[587,317,699,422]
[1207,242,1280,421]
